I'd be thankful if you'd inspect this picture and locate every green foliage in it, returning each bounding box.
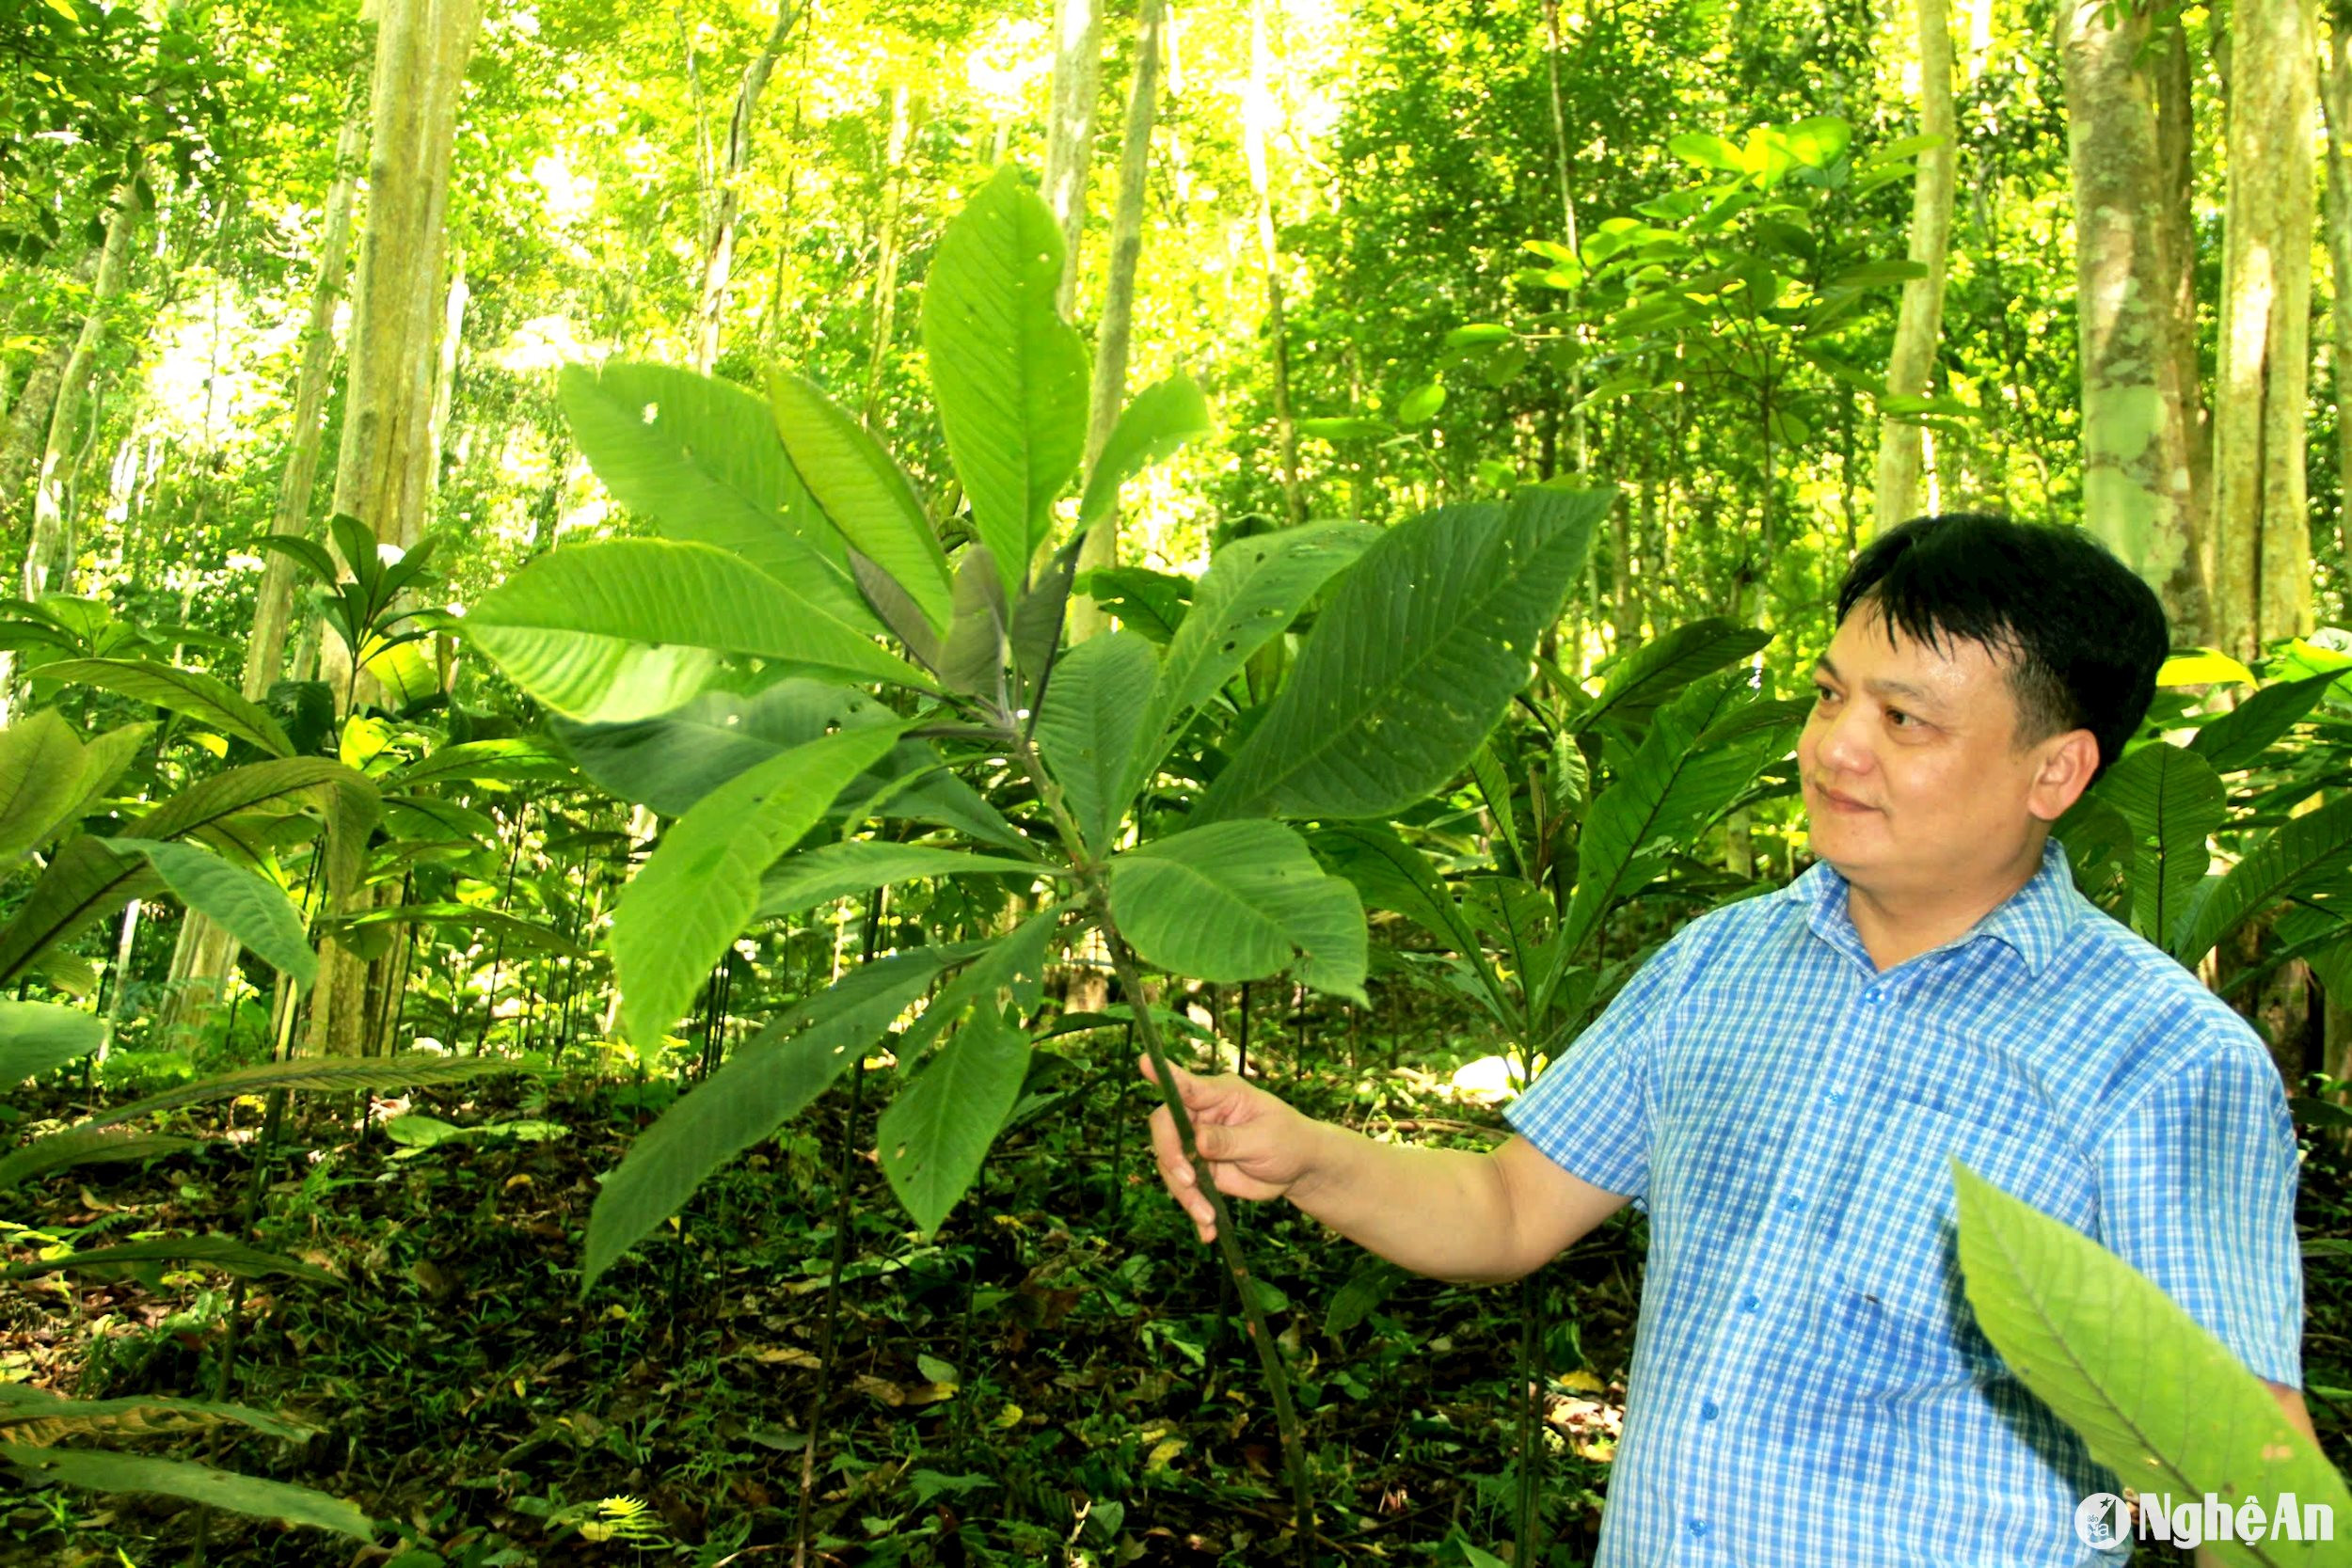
[98,838,315,988]
[1956,1165,2352,1565]
[0,1446,373,1541]
[1200,488,1611,821]
[559,362,868,628]
[1106,821,1367,999]
[918,166,1090,601]
[0,1000,105,1084]
[877,1006,1032,1234]
[610,725,903,1047]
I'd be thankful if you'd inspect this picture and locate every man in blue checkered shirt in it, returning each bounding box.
[1144,515,2312,1564]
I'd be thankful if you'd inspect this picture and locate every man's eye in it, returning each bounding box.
[1888,709,1915,728]
[1812,686,1839,705]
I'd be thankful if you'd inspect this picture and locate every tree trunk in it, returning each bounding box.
[245,57,372,703]
[1070,0,1167,641]
[1041,0,1104,318]
[1245,0,1304,526]
[0,334,72,529]
[1872,0,1958,532]
[692,0,803,372]
[860,86,915,423]
[2324,15,2352,578]
[2209,0,2316,661]
[2055,0,2212,642]
[329,0,482,554]
[310,0,483,1058]
[24,179,143,601]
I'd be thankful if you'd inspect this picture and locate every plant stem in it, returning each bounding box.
[1099,913,1317,1567]
[794,887,885,1568]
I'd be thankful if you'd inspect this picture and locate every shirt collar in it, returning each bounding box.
[1784,838,2081,977]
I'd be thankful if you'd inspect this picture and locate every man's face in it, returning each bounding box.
[1798,605,2081,893]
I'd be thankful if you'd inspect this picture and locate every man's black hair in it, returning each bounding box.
[1834,513,2169,777]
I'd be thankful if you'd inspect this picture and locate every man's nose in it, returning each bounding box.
[1814,703,1873,775]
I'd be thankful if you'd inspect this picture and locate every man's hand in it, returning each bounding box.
[1136,1053,1634,1282]
[1140,1055,1328,1243]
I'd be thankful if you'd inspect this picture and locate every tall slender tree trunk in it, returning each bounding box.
[329,0,481,555]
[861,86,915,423]
[2323,14,2352,582]
[1245,0,1303,526]
[2211,0,2317,661]
[0,334,73,528]
[2056,0,2212,642]
[1872,0,1958,532]
[24,179,143,602]
[1070,0,1167,641]
[309,0,483,1058]
[692,0,803,372]
[1041,0,1105,318]
[1541,0,1588,476]
[246,57,373,702]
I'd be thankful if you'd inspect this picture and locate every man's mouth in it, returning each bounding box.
[1810,782,1877,813]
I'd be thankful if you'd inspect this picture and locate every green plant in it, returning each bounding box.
[1956,1165,2352,1566]
[453,163,1618,1560]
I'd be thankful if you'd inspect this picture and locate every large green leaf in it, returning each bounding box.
[0,1129,198,1188]
[555,681,1024,848]
[1954,1164,2352,1564]
[6,1235,341,1285]
[1314,824,1498,990]
[1124,521,1377,804]
[755,841,1042,922]
[1106,819,1367,999]
[767,368,953,636]
[0,1053,528,1187]
[54,721,150,830]
[919,165,1090,600]
[0,836,158,989]
[554,680,895,816]
[462,540,931,721]
[388,738,573,790]
[1563,673,1792,959]
[612,726,900,1046]
[1076,374,1214,530]
[877,1006,1031,1234]
[100,839,316,989]
[581,946,961,1291]
[2189,673,2338,774]
[0,711,86,861]
[329,903,590,960]
[2097,743,2225,951]
[37,657,293,757]
[2172,795,2352,969]
[555,362,868,627]
[133,757,369,844]
[0,1384,311,1445]
[1572,618,1772,736]
[1201,488,1612,820]
[0,1002,104,1085]
[0,1446,374,1540]
[1035,629,1158,853]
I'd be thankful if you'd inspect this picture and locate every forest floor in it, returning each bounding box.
[1,1049,2347,1568]
[0,1049,1650,1567]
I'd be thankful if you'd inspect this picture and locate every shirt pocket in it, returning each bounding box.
[1822,1099,2095,1392]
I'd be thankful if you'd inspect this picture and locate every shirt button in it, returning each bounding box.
[1826,1087,1846,1104]
[1782,1193,1805,1213]
[1689,1519,1710,1538]
[1741,1293,1760,1312]
[1699,1398,1720,1422]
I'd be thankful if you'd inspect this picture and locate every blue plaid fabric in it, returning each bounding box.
[1505,839,2304,1567]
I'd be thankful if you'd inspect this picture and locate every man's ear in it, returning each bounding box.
[2026,728,2101,823]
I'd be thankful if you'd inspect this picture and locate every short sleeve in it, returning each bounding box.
[1503,929,1695,1202]
[2095,1033,2304,1388]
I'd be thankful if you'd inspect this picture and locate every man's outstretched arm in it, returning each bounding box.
[1143,1057,1632,1285]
